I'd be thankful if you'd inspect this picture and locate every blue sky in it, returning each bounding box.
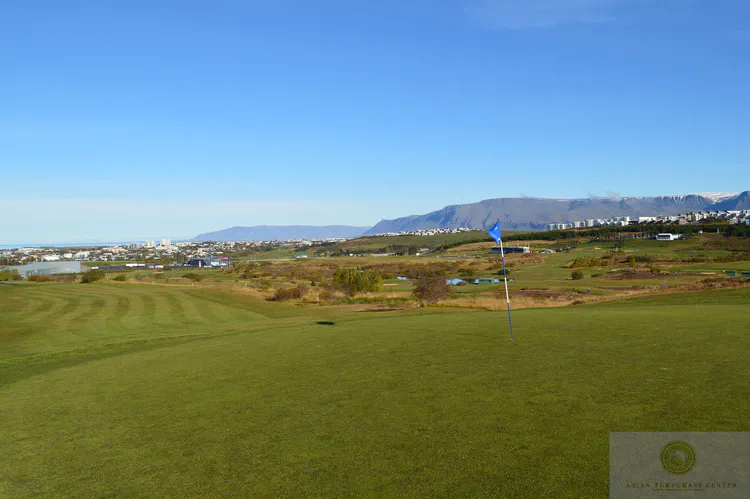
[2,0,749,243]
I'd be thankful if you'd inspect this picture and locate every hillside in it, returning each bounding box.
[709,190,750,210]
[365,193,744,234]
[194,225,370,241]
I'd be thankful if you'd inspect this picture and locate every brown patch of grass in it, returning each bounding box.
[434,293,609,311]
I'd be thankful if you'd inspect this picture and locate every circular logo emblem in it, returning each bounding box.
[661,441,696,475]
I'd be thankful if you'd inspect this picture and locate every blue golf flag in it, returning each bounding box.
[487,221,502,244]
[487,220,514,341]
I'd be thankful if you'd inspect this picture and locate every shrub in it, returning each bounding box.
[80,270,105,283]
[412,274,451,303]
[113,274,127,282]
[318,288,334,302]
[570,257,603,268]
[28,275,54,282]
[459,267,476,277]
[650,266,661,274]
[571,270,584,280]
[182,272,203,282]
[270,284,307,301]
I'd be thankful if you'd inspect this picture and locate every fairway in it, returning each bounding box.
[1,283,748,497]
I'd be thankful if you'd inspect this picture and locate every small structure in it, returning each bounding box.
[4,261,83,278]
[471,278,513,285]
[491,246,530,255]
[656,233,681,241]
[186,257,230,268]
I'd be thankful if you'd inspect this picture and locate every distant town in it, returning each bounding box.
[369,227,475,237]
[547,209,750,231]
[0,237,350,267]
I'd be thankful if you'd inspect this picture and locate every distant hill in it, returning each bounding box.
[193,225,370,242]
[365,193,745,234]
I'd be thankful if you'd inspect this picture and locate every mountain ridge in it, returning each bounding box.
[365,192,748,234]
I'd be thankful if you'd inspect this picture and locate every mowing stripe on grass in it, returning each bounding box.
[140,294,157,326]
[15,290,50,317]
[61,295,96,332]
[164,292,188,324]
[174,292,205,324]
[105,294,130,331]
[33,291,73,322]
[194,296,219,323]
[151,293,174,326]
[120,289,145,329]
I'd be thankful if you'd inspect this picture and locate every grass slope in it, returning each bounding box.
[1,284,749,497]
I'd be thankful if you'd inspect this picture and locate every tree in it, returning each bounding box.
[571,270,584,280]
[0,269,21,281]
[412,274,451,303]
[333,269,382,296]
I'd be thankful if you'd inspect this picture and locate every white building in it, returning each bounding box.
[160,239,171,247]
[656,233,681,241]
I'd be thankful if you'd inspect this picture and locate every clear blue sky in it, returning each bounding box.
[2,0,749,243]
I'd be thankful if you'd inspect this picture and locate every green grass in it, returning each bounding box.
[1,278,749,497]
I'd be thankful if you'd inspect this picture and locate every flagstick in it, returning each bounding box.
[497,221,514,340]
